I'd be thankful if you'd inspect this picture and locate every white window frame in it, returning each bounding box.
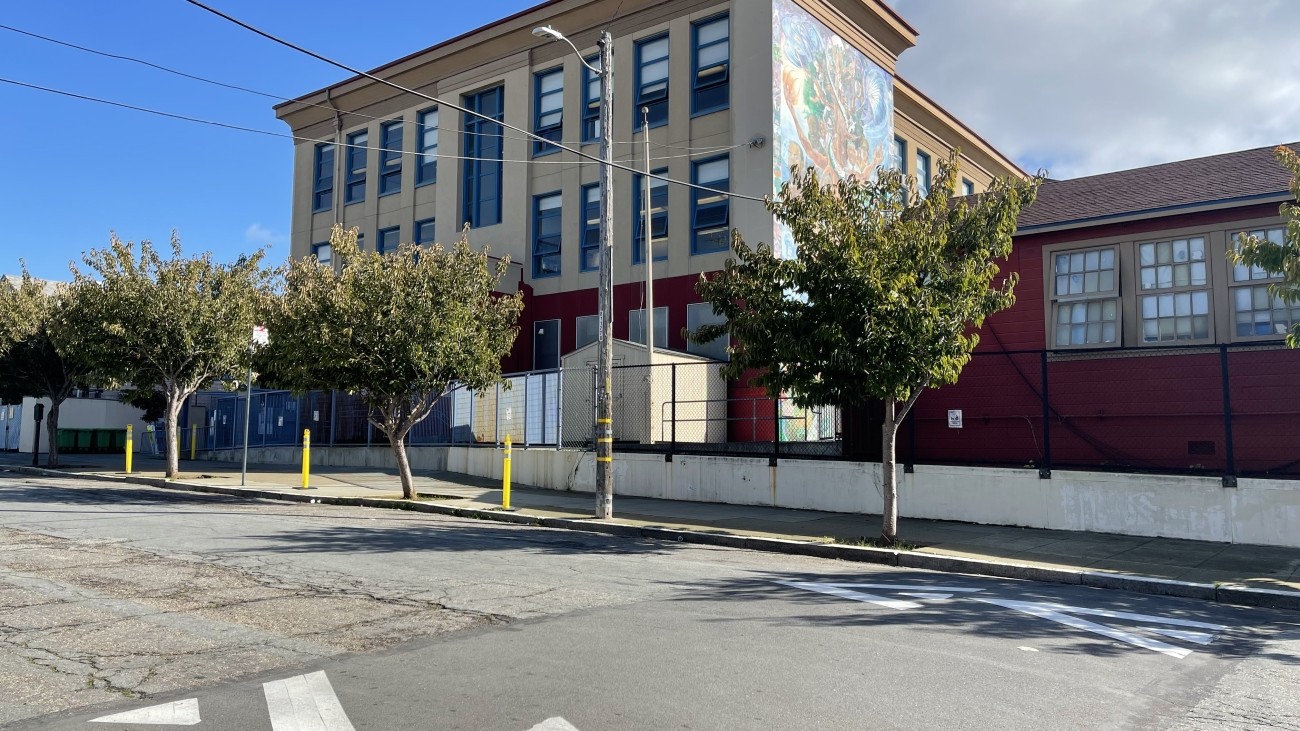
[1048,244,1121,348]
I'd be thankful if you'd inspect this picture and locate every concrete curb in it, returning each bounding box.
[7,464,1300,613]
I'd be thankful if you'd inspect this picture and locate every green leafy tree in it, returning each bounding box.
[1229,146,1300,346]
[261,226,523,499]
[63,233,272,478]
[692,153,1041,544]
[0,272,97,466]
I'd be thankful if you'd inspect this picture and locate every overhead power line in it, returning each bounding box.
[0,77,744,169]
[0,23,737,154]
[181,0,768,204]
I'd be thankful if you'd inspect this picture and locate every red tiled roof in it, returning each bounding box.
[1019,142,1298,230]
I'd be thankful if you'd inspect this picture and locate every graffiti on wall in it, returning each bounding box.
[772,0,894,259]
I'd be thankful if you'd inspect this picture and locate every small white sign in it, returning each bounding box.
[505,408,513,421]
[251,325,270,347]
[313,410,320,422]
[947,410,963,429]
[277,416,284,427]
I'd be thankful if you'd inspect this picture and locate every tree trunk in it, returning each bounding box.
[880,397,900,546]
[45,400,61,468]
[390,431,415,500]
[164,398,182,478]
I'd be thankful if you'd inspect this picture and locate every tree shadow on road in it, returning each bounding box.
[666,569,1300,664]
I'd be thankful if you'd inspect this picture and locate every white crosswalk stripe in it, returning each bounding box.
[89,698,201,725]
[263,670,356,731]
[527,718,581,731]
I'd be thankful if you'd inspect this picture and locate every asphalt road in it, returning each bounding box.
[1,471,1297,730]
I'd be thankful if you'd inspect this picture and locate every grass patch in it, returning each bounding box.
[835,536,919,551]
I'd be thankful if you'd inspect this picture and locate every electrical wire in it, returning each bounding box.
[181,0,767,203]
[0,77,741,171]
[0,20,737,154]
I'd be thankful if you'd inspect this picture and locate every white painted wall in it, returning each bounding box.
[206,445,1300,549]
[14,396,150,454]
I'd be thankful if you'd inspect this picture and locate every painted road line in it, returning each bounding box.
[263,671,356,731]
[776,581,984,610]
[90,698,200,725]
[527,718,581,731]
[976,598,1227,659]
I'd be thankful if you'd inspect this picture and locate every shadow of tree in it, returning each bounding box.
[663,569,1300,663]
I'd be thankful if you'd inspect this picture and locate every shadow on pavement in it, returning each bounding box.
[665,569,1300,663]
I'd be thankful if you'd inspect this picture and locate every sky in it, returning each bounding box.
[2,0,1298,280]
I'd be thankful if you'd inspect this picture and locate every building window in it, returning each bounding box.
[575,314,598,350]
[312,143,334,212]
[379,121,403,196]
[962,179,975,197]
[635,35,670,129]
[463,87,504,227]
[583,54,601,143]
[692,15,729,115]
[417,108,438,185]
[629,307,669,348]
[915,150,931,198]
[580,184,601,272]
[356,232,365,251]
[634,168,669,264]
[1137,236,1210,342]
[692,156,730,255]
[345,130,367,204]
[534,68,563,156]
[891,137,906,173]
[311,242,332,265]
[1231,227,1290,337]
[1049,246,1119,347]
[378,226,401,254]
[686,302,728,361]
[414,218,435,245]
[532,192,562,278]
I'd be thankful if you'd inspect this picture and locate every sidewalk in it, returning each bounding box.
[3,451,1299,594]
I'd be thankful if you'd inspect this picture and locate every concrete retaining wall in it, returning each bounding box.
[205,445,1300,548]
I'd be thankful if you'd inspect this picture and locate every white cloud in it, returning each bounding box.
[243,223,287,249]
[890,0,1300,179]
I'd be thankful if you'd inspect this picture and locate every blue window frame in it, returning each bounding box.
[533,68,563,156]
[311,242,332,265]
[691,15,729,115]
[417,108,438,186]
[581,184,601,271]
[916,150,931,198]
[962,178,975,197]
[356,232,365,251]
[463,86,505,228]
[532,193,562,278]
[312,143,334,212]
[635,35,669,129]
[691,156,729,255]
[379,121,403,196]
[345,130,367,204]
[414,218,435,245]
[378,226,400,254]
[583,54,601,143]
[633,168,668,264]
[892,137,907,174]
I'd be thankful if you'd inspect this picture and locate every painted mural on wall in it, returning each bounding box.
[772,0,893,259]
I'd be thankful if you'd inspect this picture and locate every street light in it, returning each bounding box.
[534,24,615,519]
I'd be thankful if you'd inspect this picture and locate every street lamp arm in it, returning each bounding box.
[532,26,602,75]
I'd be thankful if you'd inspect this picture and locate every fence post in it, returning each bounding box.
[771,394,780,466]
[669,363,677,458]
[1220,344,1237,487]
[555,370,564,450]
[1039,350,1052,479]
[329,390,337,447]
[524,375,531,447]
[904,407,916,473]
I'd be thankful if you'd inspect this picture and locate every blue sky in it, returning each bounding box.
[0,0,527,279]
[4,1,1298,280]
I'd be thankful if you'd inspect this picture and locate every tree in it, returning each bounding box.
[261,225,523,499]
[63,233,272,478]
[691,153,1041,544]
[0,272,97,467]
[1229,145,1300,346]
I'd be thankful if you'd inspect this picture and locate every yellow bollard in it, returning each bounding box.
[189,423,197,461]
[299,429,311,490]
[502,434,512,510]
[125,424,133,474]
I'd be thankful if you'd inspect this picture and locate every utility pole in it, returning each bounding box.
[642,107,655,444]
[595,30,615,519]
